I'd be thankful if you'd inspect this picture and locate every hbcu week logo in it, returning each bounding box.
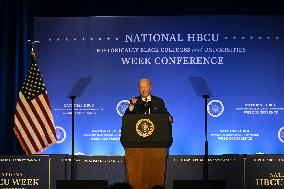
[116,100,130,116]
[207,99,224,117]
[55,126,66,143]
[278,126,284,143]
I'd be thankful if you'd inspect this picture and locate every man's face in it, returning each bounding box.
[139,80,151,98]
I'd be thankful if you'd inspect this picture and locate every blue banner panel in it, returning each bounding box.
[34,16,284,155]
[246,155,284,189]
[165,155,244,189]
[0,155,50,189]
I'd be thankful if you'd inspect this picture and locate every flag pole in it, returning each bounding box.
[27,39,76,180]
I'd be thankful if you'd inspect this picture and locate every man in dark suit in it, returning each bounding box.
[123,78,172,189]
[124,78,173,123]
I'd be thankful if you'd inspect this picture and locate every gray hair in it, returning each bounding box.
[138,78,151,87]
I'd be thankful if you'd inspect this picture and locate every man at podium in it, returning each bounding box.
[122,78,173,189]
[124,78,173,123]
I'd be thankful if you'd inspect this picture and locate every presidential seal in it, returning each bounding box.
[278,126,284,144]
[116,100,130,117]
[207,99,224,117]
[136,119,155,138]
[55,126,66,144]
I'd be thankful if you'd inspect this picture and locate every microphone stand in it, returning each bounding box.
[70,95,76,181]
[203,95,209,181]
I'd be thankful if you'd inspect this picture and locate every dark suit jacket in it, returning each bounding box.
[124,95,172,118]
[124,95,173,154]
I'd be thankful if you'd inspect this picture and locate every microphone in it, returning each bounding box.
[144,99,148,108]
[144,99,151,114]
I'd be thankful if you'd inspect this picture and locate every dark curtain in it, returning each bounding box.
[0,0,32,154]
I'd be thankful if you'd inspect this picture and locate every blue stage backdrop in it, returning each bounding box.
[33,16,284,155]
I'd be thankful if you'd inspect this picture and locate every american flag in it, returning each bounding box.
[13,51,57,154]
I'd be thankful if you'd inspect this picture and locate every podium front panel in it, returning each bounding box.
[121,114,172,148]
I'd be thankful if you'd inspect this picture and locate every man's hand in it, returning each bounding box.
[169,115,173,123]
[131,96,138,105]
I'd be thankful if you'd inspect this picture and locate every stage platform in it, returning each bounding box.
[0,155,283,189]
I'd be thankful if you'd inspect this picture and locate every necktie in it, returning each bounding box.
[144,98,150,114]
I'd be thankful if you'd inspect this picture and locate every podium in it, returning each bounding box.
[121,114,172,189]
